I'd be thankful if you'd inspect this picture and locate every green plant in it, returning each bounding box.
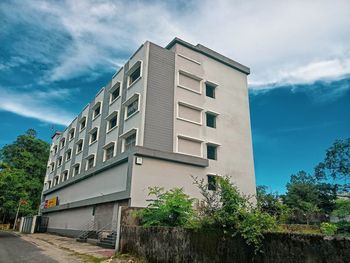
[320,222,337,236]
[136,187,198,227]
[193,176,277,254]
[332,199,350,221]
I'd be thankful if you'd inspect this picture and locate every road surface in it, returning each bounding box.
[0,231,56,263]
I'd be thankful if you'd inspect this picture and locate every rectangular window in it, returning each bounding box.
[80,118,86,131]
[92,102,102,119]
[60,138,66,149]
[124,132,136,152]
[86,156,95,170]
[54,176,59,186]
[126,99,138,118]
[206,83,216,98]
[57,156,63,167]
[50,162,55,172]
[62,170,68,182]
[128,64,141,86]
[107,112,118,131]
[110,83,121,103]
[53,145,58,154]
[206,113,216,128]
[89,128,98,144]
[76,140,83,154]
[69,129,75,140]
[207,144,217,160]
[73,164,80,176]
[66,149,72,161]
[105,144,115,161]
[207,175,217,191]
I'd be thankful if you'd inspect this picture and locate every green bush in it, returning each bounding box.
[335,221,350,235]
[136,187,198,228]
[194,176,277,254]
[320,222,337,235]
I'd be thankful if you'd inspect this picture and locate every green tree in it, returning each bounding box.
[332,199,350,221]
[256,186,289,221]
[194,176,277,254]
[315,138,350,193]
[283,171,321,224]
[0,129,49,223]
[137,187,197,227]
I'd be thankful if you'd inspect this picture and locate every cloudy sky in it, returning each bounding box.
[1,0,349,192]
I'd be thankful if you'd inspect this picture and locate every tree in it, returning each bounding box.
[193,176,276,254]
[256,185,290,223]
[0,129,49,223]
[315,138,350,193]
[332,199,350,221]
[136,187,197,227]
[283,171,321,224]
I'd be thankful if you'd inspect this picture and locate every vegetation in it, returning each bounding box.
[136,187,197,227]
[0,129,49,223]
[320,222,337,235]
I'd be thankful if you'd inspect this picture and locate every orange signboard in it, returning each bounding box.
[45,196,59,208]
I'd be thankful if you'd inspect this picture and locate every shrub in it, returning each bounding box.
[136,187,198,228]
[193,176,277,254]
[320,222,337,235]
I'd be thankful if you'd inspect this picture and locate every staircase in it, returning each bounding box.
[76,220,117,249]
[97,231,117,248]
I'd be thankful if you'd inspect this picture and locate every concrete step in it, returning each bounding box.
[97,241,115,249]
[76,237,87,242]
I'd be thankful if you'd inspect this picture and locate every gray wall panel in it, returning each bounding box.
[144,43,175,152]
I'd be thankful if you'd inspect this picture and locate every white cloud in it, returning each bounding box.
[4,0,350,87]
[0,88,75,125]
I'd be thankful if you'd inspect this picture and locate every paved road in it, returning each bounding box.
[0,231,57,263]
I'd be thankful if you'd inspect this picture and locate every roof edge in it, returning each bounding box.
[165,37,250,75]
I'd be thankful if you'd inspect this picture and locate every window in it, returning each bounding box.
[73,164,80,176]
[66,149,72,161]
[128,63,141,86]
[54,176,59,186]
[110,82,121,103]
[206,83,216,98]
[62,170,69,182]
[53,145,58,154]
[47,180,51,189]
[92,102,101,119]
[86,155,95,170]
[50,162,55,172]
[69,128,75,141]
[107,112,118,131]
[124,132,136,152]
[76,139,83,154]
[104,144,115,161]
[89,128,98,144]
[207,144,217,160]
[80,117,86,131]
[206,112,217,128]
[207,175,217,191]
[57,156,63,167]
[60,138,66,149]
[126,99,138,118]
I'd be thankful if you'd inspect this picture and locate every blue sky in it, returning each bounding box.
[0,0,349,193]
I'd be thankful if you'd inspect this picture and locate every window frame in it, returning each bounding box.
[103,142,116,162]
[85,154,95,171]
[68,128,75,141]
[106,111,119,132]
[61,170,69,182]
[205,82,217,98]
[92,102,102,120]
[109,82,121,104]
[65,148,72,161]
[76,139,84,154]
[207,174,218,191]
[79,117,87,132]
[120,129,138,153]
[72,163,80,177]
[206,112,218,128]
[127,61,142,88]
[207,143,218,160]
[124,93,140,120]
[89,127,99,145]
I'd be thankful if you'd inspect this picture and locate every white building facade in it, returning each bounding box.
[41,38,256,236]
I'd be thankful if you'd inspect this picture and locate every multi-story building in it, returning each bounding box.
[41,38,256,237]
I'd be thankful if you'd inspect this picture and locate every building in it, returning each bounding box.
[41,38,256,237]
